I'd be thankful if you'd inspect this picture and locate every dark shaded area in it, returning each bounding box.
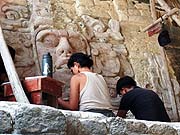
[163,26,180,83]
[0,46,15,75]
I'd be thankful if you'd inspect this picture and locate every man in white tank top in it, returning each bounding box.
[58,52,115,117]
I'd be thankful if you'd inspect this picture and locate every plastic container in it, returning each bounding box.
[41,52,53,77]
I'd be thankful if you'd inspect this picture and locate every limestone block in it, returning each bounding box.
[90,6,111,19]
[75,0,94,7]
[1,102,180,134]
[106,117,127,135]
[60,109,106,119]
[13,105,66,134]
[0,110,13,134]
[94,0,111,6]
[108,4,119,20]
[66,116,86,135]
[116,10,129,21]
[119,54,134,77]
[134,3,150,10]
[75,6,91,16]
[126,121,148,134]
[55,0,74,4]
[129,16,151,24]
[113,0,128,21]
[128,9,141,16]
[147,124,178,135]
[139,9,152,17]
[80,119,108,135]
[94,1,110,9]
[113,0,128,7]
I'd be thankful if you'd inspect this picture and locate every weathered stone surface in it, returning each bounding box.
[126,121,148,134]
[106,117,127,135]
[0,110,13,134]
[66,116,84,135]
[14,105,66,134]
[80,119,107,135]
[148,124,178,135]
[0,102,180,134]
[0,101,66,134]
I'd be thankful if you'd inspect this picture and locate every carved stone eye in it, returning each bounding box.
[42,34,59,48]
[61,50,64,54]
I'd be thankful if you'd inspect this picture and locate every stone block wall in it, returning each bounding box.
[0,101,180,134]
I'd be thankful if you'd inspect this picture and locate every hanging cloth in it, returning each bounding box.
[158,18,171,46]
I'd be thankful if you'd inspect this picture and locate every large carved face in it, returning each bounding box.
[36,29,89,71]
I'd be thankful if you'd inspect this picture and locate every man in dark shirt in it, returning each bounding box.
[116,76,171,122]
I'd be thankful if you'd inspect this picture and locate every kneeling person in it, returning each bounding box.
[116,76,171,122]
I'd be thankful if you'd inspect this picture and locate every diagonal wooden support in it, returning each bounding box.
[141,8,179,32]
[0,25,29,103]
[157,0,180,26]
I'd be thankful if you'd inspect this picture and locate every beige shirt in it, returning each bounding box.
[79,72,113,111]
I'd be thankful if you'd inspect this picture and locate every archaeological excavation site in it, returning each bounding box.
[1,0,180,134]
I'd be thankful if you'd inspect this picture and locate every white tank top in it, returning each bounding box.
[79,72,113,111]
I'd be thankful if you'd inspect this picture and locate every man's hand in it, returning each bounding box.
[117,110,128,118]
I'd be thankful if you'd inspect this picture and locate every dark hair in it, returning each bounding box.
[116,76,137,95]
[158,30,171,46]
[67,52,93,69]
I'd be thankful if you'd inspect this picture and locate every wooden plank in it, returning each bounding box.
[0,25,29,103]
[142,8,179,32]
[156,0,180,26]
[23,77,64,96]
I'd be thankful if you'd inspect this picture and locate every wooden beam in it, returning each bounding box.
[142,8,179,32]
[0,25,29,103]
[150,0,157,21]
[157,0,180,26]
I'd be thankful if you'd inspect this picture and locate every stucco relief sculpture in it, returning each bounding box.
[0,1,35,78]
[81,15,134,97]
[0,2,30,32]
[81,15,132,77]
[31,0,53,28]
[33,25,90,82]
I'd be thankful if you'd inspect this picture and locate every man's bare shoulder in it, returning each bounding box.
[71,73,86,80]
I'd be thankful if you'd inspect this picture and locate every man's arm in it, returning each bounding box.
[58,75,80,110]
[117,110,128,118]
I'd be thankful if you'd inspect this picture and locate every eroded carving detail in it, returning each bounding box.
[80,15,133,97]
[3,31,35,78]
[34,25,90,81]
[1,3,30,32]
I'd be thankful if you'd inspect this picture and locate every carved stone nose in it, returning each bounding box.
[56,37,72,56]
